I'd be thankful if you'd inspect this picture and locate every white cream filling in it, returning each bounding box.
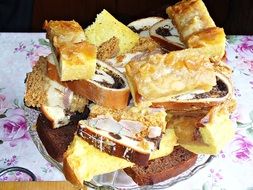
[80,120,155,152]
[175,90,206,100]
[46,79,73,109]
[87,116,145,139]
[42,106,70,128]
[92,69,115,85]
[148,126,162,138]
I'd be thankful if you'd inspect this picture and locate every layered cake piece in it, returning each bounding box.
[63,127,177,184]
[77,104,168,166]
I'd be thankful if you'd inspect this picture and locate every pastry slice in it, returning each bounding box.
[149,19,185,51]
[125,50,233,111]
[166,0,215,42]
[43,20,86,45]
[44,20,97,81]
[187,27,226,62]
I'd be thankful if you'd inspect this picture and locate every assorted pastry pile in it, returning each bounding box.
[24,0,236,187]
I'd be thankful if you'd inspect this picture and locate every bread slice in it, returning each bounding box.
[149,19,185,51]
[63,127,177,185]
[169,103,235,154]
[77,105,167,165]
[47,56,130,109]
[166,0,215,42]
[43,20,86,44]
[53,40,97,81]
[85,9,139,54]
[124,146,197,186]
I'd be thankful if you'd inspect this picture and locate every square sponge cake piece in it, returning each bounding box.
[54,40,97,81]
[84,9,139,54]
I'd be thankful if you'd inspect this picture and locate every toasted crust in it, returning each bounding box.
[63,153,83,187]
[130,37,160,53]
[47,61,130,109]
[97,36,120,61]
[24,57,48,107]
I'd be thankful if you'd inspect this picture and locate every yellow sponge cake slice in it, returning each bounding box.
[85,9,139,54]
[170,104,234,155]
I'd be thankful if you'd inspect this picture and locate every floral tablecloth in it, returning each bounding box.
[0,33,253,189]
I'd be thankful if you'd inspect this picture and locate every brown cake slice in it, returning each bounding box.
[124,146,197,186]
[36,110,88,162]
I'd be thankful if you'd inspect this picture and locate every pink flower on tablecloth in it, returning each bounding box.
[234,88,241,97]
[250,81,253,89]
[229,132,253,162]
[209,168,223,183]
[26,45,51,67]
[235,36,253,59]
[0,94,12,115]
[0,170,33,181]
[0,108,29,147]
[41,162,54,174]
[0,155,18,167]
[231,105,252,124]
[234,36,253,74]
[13,39,51,67]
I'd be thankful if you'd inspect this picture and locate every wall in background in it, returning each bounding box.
[0,0,251,34]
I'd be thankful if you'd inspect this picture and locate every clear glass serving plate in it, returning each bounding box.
[25,107,215,190]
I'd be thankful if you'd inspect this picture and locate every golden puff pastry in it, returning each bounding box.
[125,49,217,103]
[166,0,215,42]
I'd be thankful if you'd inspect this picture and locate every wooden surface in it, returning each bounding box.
[0,181,86,190]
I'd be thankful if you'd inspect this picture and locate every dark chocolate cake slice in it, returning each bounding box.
[36,111,88,162]
[124,146,197,186]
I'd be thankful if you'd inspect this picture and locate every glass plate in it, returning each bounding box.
[25,107,215,189]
